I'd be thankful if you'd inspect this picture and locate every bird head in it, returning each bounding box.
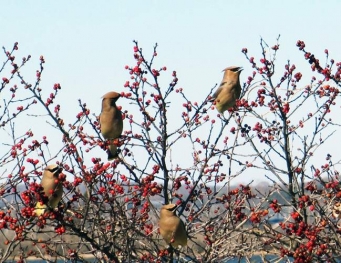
[102,91,121,99]
[46,164,62,173]
[45,164,63,178]
[221,66,243,82]
[222,66,243,73]
[102,91,121,105]
[161,203,179,216]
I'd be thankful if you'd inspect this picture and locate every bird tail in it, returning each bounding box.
[35,202,46,216]
[107,144,118,160]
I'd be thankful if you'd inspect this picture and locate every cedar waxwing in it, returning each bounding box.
[159,204,187,248]
[211,66,243,114]
[35,164,63,216]
[100,91,123,160]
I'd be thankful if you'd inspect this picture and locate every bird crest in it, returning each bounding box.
[222,66,243,72]
[102,91,121,99]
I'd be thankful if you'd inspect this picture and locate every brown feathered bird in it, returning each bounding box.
[35,164,63,216]
[211,66,243,114]
[100,91,123,160]
[159,204,187,248]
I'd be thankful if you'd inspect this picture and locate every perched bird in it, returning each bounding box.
[100,91,123,160]
[211,66,243,114]
[35,164,63,216]
[159,204,187,248]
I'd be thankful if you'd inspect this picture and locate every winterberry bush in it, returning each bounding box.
[1,37,341,263]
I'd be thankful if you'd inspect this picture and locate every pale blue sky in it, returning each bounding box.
[2,1,340,109]
[1,1,341,184]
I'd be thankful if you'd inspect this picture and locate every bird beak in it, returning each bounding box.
[238,67,244,72]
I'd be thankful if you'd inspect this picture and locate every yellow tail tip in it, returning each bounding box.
[35,203,46,216]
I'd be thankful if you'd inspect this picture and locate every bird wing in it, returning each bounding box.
[211,83,225,101]
[174,218,187,246]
